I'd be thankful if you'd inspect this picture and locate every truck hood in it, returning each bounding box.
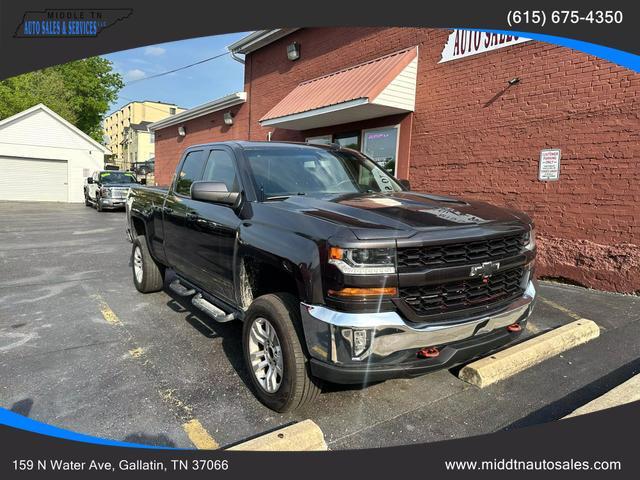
[268,192,530,240]
[101,183,138,188]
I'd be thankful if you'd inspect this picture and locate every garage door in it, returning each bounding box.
[0,156,68,202]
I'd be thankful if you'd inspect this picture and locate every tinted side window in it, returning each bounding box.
[202,150,238,192]
[175,150,206,196]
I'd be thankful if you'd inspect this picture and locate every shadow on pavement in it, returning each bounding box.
[503,357,640,430]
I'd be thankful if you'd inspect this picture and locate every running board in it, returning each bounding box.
[192,294,236,323]
[169,279,195,297]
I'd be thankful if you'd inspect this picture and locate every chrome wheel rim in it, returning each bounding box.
[248,317,283,393]
[133,246,143,283]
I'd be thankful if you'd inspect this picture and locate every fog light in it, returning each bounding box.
[353,330,368,357]
[342,328,370,358]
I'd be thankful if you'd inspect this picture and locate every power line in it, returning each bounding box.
[106,50,233,118]
[124,51,231,86]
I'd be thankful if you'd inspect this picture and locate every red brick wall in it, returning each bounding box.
[155,27,640,292]
[154,103,248,186]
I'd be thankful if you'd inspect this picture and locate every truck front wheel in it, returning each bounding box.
[131,235,164,293]
[242,293,321,412]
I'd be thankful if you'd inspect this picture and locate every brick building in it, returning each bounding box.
[149,27,640,293]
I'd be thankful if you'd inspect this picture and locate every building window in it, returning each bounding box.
[170,107,176,115]
[362,125,400,176]
[334,132,360,150]
[305,135,332,145]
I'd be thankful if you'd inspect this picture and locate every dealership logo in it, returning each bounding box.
[14,8,133,38]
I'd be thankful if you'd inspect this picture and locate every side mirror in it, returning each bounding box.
[191,181,239,206]
[399,179,411,190]
[87,177,94,184]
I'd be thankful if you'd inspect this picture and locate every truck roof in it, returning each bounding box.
[185,140,346,151]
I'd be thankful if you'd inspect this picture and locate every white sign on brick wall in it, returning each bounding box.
[539,149,561,181]
[440,30,530,63]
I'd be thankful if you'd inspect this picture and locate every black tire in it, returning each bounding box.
[96,198,103,212]
[242,293,321,412]
[84,192,91,207]
[131,235,164,293]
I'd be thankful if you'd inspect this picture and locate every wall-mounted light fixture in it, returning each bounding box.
[178,126,186,136]
[223,111,234,125]
[287,42,300,61]
[508,77,520,85]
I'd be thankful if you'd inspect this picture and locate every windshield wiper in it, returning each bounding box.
[264,192,307,201]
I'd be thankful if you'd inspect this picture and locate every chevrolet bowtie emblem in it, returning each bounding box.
[470,261,500,279]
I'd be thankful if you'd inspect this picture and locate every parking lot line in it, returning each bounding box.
[90,292,220,449]
[539,297,583,321]
[183,419,220,450]
[92,294,123,326]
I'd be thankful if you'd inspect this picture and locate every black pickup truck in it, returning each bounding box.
[126,141,537,412]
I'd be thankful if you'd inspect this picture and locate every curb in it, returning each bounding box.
[459,319,600,388]
[228,420,327,451]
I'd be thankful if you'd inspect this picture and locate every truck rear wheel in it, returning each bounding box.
[131,235,164,293]
[242,293,321,412]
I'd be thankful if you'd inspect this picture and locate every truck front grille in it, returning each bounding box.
[397,233,527,270]
[399,266,525,317]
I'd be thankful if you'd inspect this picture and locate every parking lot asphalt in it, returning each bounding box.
[1,201,639,449]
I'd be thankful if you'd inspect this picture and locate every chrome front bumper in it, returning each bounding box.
[301,280,536,367]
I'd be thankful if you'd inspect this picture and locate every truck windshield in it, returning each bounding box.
[99,172,138,184]
[244,147,404,200]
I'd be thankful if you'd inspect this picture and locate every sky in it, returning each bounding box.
[103,32,249,114]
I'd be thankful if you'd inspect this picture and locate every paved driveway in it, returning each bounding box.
[1,202,639,449]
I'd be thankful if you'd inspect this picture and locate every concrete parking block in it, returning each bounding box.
[459,319,600,388]
[564,374,640,418]
[228,420,327,451]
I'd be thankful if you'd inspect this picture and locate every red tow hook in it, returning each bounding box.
[507,323,522,333]
[417,347,440,359]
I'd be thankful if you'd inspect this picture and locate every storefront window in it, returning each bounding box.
[362,126,399,175]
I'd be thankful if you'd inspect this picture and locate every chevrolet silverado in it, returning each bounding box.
[126,141,537,412]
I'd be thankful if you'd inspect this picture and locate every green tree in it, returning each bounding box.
[0,57,123,142]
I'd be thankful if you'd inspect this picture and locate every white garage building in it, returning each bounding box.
[0,104,109,203]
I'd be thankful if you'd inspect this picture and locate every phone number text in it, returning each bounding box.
[507,10,623,28]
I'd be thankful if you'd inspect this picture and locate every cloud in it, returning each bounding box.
[125,69,146,81]
[144,46,166,56]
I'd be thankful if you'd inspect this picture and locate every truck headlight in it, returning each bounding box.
[524,226,536,251]
[328,247,396,275]
[100,187,111,197]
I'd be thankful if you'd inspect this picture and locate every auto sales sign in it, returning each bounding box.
[439,30,530,63]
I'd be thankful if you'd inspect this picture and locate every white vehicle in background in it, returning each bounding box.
[84,170,143,212]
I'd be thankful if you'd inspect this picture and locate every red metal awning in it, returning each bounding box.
[260,47,418,130]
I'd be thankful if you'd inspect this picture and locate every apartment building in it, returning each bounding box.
[103,100,184,169]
